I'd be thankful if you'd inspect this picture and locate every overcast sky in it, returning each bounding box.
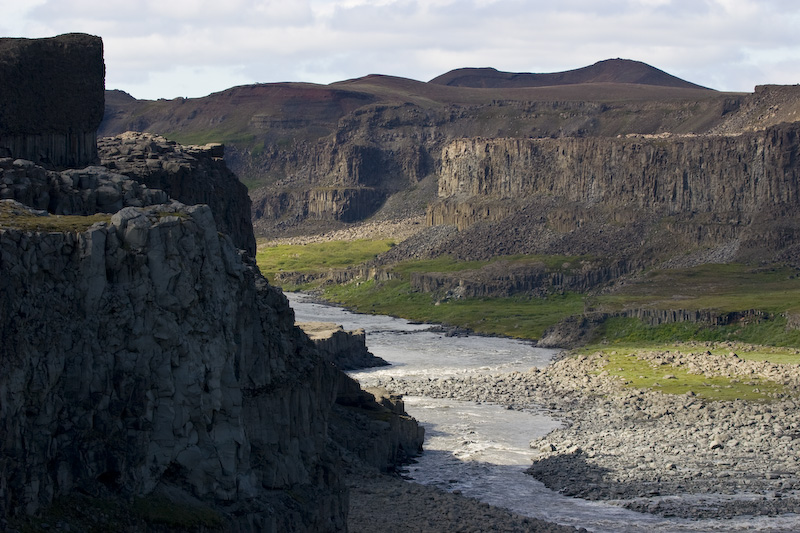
[2,0,798,100]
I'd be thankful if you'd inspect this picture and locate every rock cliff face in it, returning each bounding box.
[299,321,389,370]
[1,34,425,530]
[431,124,800,226]
[100,74,735,235]
[98,132,256,256]
[410,259,634,299]
[422,123,800,268]
[0,202,348,529]
[0,157,168,213]
[0,34,104,168]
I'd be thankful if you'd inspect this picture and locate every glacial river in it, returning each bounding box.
[288,292,800,532]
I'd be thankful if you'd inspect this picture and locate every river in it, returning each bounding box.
[288,292,800,532]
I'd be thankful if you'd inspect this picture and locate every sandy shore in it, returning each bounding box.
[366,343,800,522]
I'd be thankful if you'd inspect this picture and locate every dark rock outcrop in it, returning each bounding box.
[1,35,424,530]
[424,124,800,268]
[411,259,633,299]
[0,203,347,530]
[0,33,104,168]
[0,157,168,213]
[98,132,256,256]
[331,375,424,472]
[431,125,800,225]
[299,321,389,370]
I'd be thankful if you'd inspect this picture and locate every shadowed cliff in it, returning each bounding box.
[1,34,424,531]
[0,33,104,167]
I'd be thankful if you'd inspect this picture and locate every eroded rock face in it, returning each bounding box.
[432,124,800,226]
[98,132,256,256]
[299,321,389,370]
[424,123,800,268]
[0,203,346,530]
[0,157,168,213]
[0,33,104,167]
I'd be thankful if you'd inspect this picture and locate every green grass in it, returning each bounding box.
[592,263,800,315]
[0,204,111,232]
[324,279,584,339]
[592,316,800,348]
[582,346,791,402]
[256,239,395,282]
[239,176,265,191]
[257,236,800,350]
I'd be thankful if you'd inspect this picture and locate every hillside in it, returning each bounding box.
[100,59,742,237]
[428,58,710,90]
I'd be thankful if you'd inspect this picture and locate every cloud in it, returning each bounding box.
[4,0,799,98]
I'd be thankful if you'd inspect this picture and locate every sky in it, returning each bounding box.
[1,0,798,100]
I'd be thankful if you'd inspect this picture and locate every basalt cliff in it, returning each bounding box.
[0,33,104,168]
[426,122,800,262]
[99,50,800,333]
[1,34,423,531]
[100,61,800,252]
[101,60,740,236]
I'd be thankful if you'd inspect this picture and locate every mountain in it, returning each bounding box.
[100,59,743,238]
[429,59,711,90]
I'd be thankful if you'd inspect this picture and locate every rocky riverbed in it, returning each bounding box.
[346,467,584,533]
[369,343,800,521]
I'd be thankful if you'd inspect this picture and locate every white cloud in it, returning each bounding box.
[3,0,799,97]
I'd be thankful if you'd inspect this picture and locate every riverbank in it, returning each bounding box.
[346,467,584,532]
[372,343,800,521]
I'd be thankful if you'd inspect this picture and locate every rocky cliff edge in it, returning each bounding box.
[0,201,348,529]
[0,158,423,530]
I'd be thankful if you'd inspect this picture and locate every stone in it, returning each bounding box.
[97,132,255,256]
[298,321,389,370]
[0,34,104,167]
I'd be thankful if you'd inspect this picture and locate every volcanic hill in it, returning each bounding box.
[100,58,754,238]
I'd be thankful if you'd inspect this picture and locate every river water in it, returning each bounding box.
[288,292,800,532]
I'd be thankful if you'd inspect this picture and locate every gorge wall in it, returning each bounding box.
[0,34,104,168]
[430,124,800,228]
[98,131,256,256]
[0,202,347,530]
[1,35,424,530]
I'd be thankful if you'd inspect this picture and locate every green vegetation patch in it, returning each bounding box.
[258,236,800,349]
[585,347,789,402]
[0,203,111,232]
[256,239,395,282]
[593,315,800,349]
[593,263,800,316]
[324,279,583,339]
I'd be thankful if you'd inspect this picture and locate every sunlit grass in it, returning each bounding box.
[581,346,791,402]
[591,316,800,348]
[592,263,800,315]
[0,203,111,232]
[324,279,584,339]
[255,239,395,282]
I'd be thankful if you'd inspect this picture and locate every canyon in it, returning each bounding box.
[99,60,800,301]
[1,34,424,531]
[7,26,800,530]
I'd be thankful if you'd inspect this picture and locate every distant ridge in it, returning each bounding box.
[429,59,712,91]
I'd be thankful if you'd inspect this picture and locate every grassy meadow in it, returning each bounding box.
[256,237,800,401]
